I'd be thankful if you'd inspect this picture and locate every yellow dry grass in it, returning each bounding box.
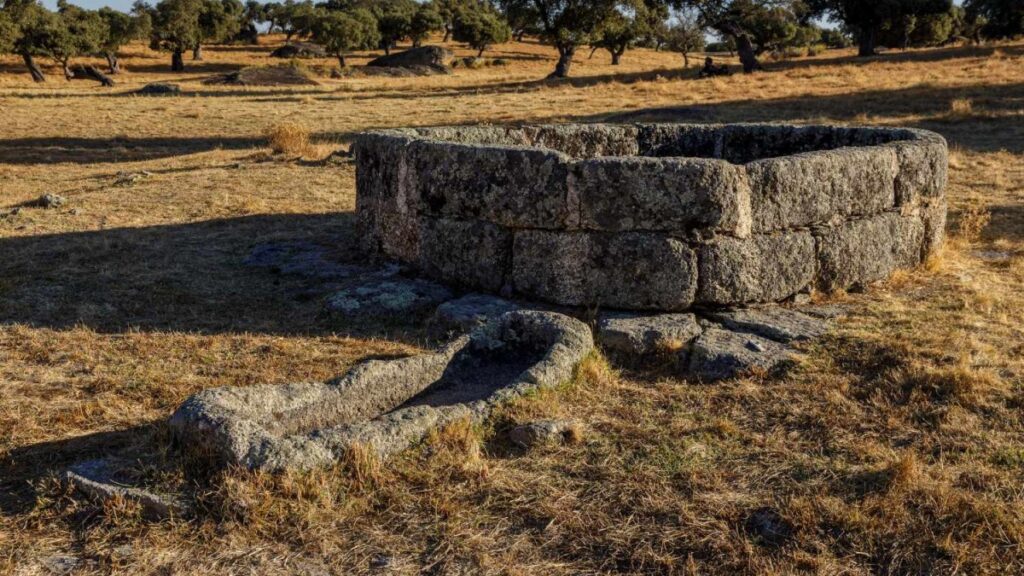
[1,34,1024,575]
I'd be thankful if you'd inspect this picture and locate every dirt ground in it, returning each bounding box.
[1,35,1024,575]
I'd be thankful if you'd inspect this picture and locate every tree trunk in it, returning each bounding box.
[611,49,622,65]
[61,61,73,81]
[22,52,45,82]
[193,45,203,61]
[413,38,422,48]
[548,45,575,78]
[172,50,184,71]
[477,46,485,58]
[384,43,391,56]
[857,28,877,57]
[443,28,450,42]
[733,32,761,73]
[683,52,690,68]
[69,64,115,86]
[337,54,346,68]
[105,52,120,74]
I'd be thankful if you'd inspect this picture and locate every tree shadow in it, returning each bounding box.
[0,212,433,339]
[0,136,264,164]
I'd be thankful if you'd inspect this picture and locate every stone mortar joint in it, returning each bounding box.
[353,123,948,311]
[169,311,594,472]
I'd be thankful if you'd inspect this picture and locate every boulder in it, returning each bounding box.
[135,83,181,96]
[270,42,327,59]
[509,419,581,449]
[367,46,453,72]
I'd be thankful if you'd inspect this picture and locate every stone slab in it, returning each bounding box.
[325,278,453,318]
[704,307,831,343]
[686,327,793,381]
[815,212,925,291]
[418,218,512,292]
[697,232,816,305]
[432,294,521,333]
[65,458,188,519]
[596,312,702,357]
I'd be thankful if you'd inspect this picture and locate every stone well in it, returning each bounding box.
[354,123,948,311]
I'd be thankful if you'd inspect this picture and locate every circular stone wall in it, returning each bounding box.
[353,123,948,311]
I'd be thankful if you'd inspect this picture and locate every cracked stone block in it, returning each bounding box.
[704,307,832,343]
[418,218,512,292]
[697,232,816,305]
[326,278,453,318]
[513,231,697,310]
[746,146,898,232]
[170,311,594,471]
[596,312,702,357]
[815,212,925,291]
[686,327,793,381]
[576,156,751,236]
[431,294,521,333]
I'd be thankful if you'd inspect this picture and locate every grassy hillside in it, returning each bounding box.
[1,35,1023,574]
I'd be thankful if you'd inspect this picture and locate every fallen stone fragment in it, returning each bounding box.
[34,193,66,209]
[686,327,792,381]
[596,312,702,358]
[509,419,581,449]
[64,458,188,520]
[42,554,79,575]
[704,307,832,343]
[325,277,453,318]
[170,311,594,471]
[431,293,521,333]
[135,83,181,96]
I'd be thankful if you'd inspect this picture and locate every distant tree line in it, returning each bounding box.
[0,0,1021,82]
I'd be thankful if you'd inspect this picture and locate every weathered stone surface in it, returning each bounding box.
[523,124,639,158]
[508,419,580,448]
[589,233,698,310]
[704,307,831,343]
[418,219,512,292]
[921,200,947,258]
[245,241,364,280]
[409,140,572,228]
[697,232,816,305]
[432,294,521,333]
[325,278,453,318]
[889,132,948,206]
[367,46,453,71]
[135,82,181,96]
[576,156,751,236]
[64,458,188,519]
[513,231,698,309]
[170,311,594,471]
[354,123,947,310]
[687,327,793,381]
[596,312,702,357]
[746,146,898,232]
[512,231,589,305]
[815,212,925,291]
[270,42,327,58]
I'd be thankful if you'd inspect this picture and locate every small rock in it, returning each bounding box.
[35,193,66,209]
[509,419,580,449]
[705,307,832,343]
[42,554,79,575]
[135,82,181,96]
[686,327,792,381]
[111,544,134,561]
[432,294,521,334]
[743,507,796,547]
[597,312,702,358]
[326,278,453,318]
[369,553,393,570]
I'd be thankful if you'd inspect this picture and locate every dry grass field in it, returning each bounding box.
[1,34,1024,575]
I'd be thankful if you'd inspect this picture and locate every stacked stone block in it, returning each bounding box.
[354,123,948,311]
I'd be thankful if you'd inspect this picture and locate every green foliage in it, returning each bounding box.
[590,0,666,63]
[804,0,953,54]
[663,13,705,65]
[311,6,379,64]
[819,26,852,48]
[452,3,510,56]
[198,0,242,45]
[0,10,18,54]
[47,1,109,69]
[496,0,541,39]
[409,3,444,46]
[98,6,147,53]
[965,0,1023,39]
[532,0,620,52]
[370,0,419,51]
[272,0,317,41]
[150,0,202,53]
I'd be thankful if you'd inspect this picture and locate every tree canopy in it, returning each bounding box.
[452,2,511,56]
[311,6,378,66]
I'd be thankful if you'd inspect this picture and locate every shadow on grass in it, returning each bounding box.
[0,212,431,340]
[0,136,265,164]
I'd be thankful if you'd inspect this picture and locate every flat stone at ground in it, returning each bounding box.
[64,458,188,519]
[509,419,580,449]
[597,311,702,357]
[326,278,453,318]
[245,241,367,280]
[432,294,521,333]
[135,82,181,95]
[686,327,793,381]
[705,307,832,343]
